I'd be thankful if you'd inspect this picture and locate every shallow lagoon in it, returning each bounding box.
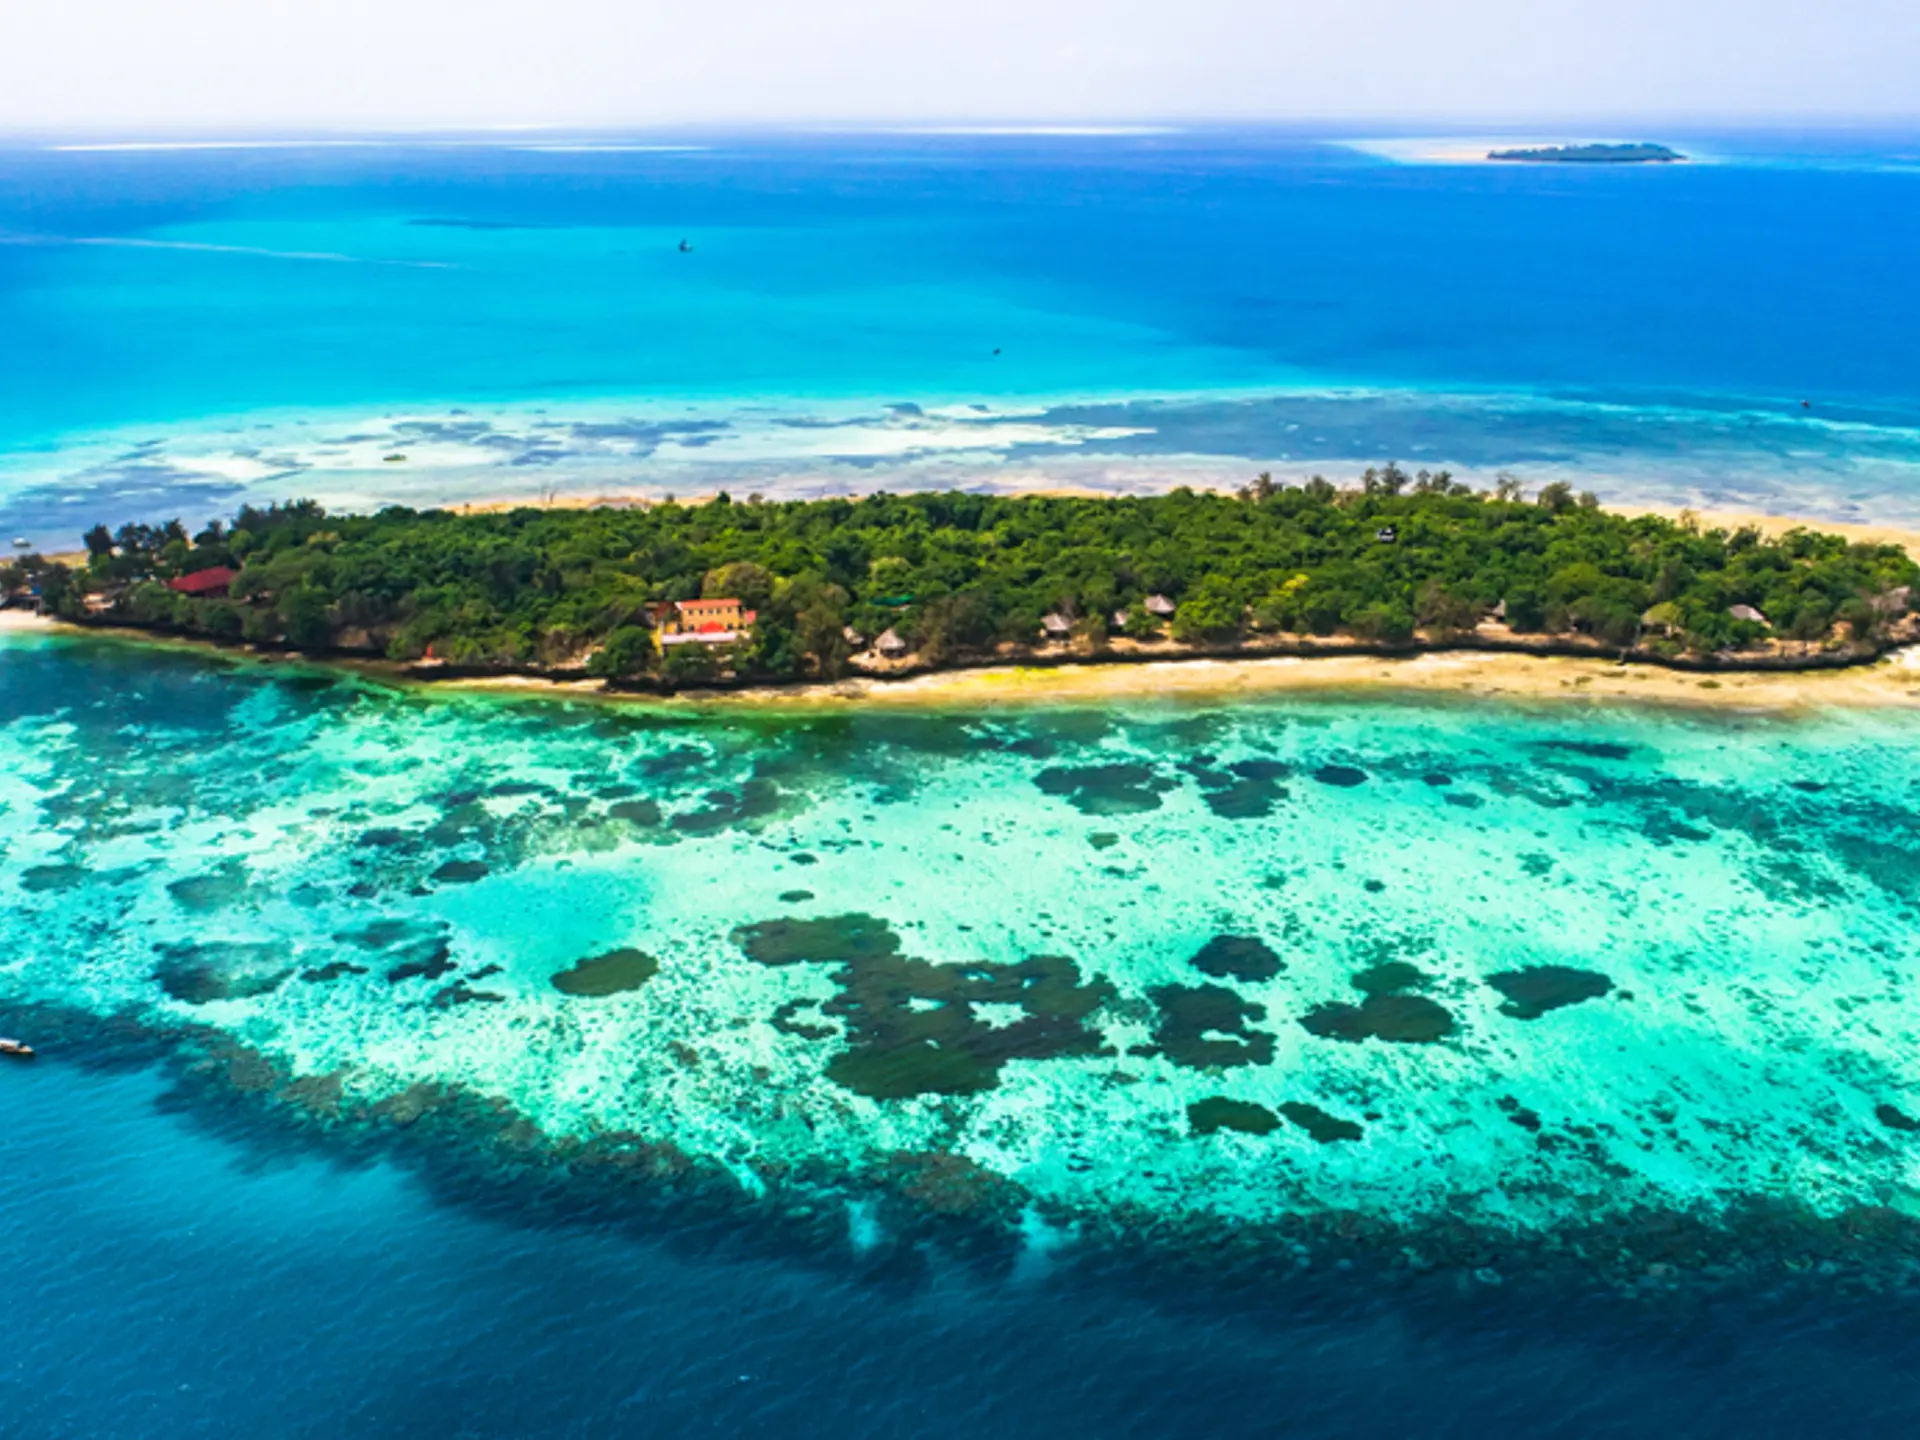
[5,630,1920,1248]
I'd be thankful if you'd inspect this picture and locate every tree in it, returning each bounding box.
[1415,580,1479,638]
[1536,481,1577,514]
[1349,601,1415,645]
[1172,577,1243,643]
[587,625,657,679]
[1503,584,1548,632]
[661,643,719,687]
[703,561,774,610]
[280,586,333,650]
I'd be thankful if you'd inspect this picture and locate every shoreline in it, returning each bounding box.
[18,607,1920,714]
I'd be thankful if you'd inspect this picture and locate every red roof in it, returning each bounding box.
[167,566,237,597]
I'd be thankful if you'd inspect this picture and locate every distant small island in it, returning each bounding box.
[1488,143,1685,165]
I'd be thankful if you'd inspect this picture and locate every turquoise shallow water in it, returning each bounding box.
[6,127,1920,549]
[13,125,1920,1435]
[7,630,1920,1235]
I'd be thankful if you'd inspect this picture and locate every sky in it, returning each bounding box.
[1,0,1916,132]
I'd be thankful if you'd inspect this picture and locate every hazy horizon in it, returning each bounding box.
[3,1,1916,133]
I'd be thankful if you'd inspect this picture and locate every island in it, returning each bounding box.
[4,467,1914,690]
[1487,143,1685,164]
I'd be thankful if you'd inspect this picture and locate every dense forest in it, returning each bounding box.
[7,468,1916,685]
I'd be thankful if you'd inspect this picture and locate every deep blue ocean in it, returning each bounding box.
[10,1057,1920,1439]
[9,128,1920,1437]
[4,126,1920,548]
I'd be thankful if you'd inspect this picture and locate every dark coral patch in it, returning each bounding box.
[154,942,293,1004]
[1088,831,1121,850]
[1185,759,1291,819]
[20,863,89,893]
[1150,984,1276,1068]
[1536,740,1634,761]
[1351,960,1430,996]
[431,859,490,884]
[551,947,660,997]
[1643,814,1711,845]
[166,861,251,912]
[386,941,457,984]
[1487,965,1615,1020]
[1875,1103,1920,1134]
[1188,934,1285,983]
[300,960,369,983]
[771,999,837,1041]
[336,918,425,950]
[1496,1094,1543,1131]
[778,889,815,903]
[1301,993,1455,1044]
[1033,763,1177,816]
[735,914,1115,1098]
[1279,1101,1364,1143]
[1230,759,1292,782]
[1188,1097,1279,1136]
[607,799,664,826]
[356,922,460,984]
[1175,760,1297,817]
[671,778,784,834]
[886,1151,1025,1217]
[431,982,506,1008]
[734,913,902,967]
[487,780,551,799]
[1206,779,1290,819]
[1312,764,1369,788]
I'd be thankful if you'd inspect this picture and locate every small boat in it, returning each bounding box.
[0,1038,34,1060]
[10,537,29,549]
[678,238,693,253]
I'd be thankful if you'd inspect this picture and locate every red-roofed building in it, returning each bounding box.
[652,596,756,648]
[167,566,237,598]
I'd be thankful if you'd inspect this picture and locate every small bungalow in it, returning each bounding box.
[1041,612,1074,640]
[1728,604,1769,626]
[875,627,909,658]
[1111,609,1129,629]
[1144,594,1176,618]
[843,625,866,649]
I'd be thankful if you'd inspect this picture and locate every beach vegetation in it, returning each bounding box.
[56,476,1918,683]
